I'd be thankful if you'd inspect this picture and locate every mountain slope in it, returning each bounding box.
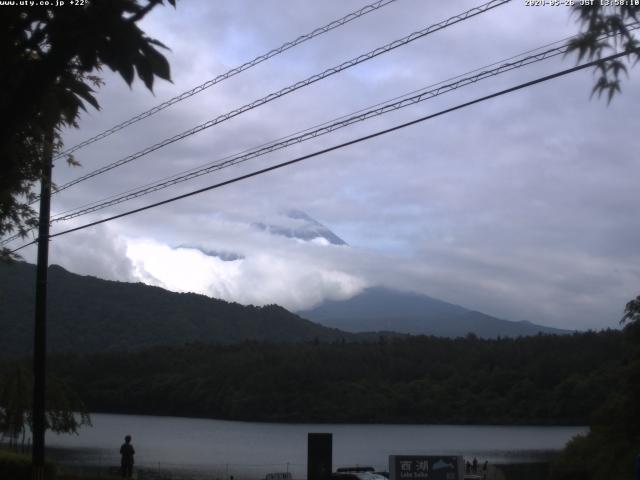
[0,262,353,355]
[298,287,570,338]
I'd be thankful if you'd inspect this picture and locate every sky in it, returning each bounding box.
[14,0,640,330]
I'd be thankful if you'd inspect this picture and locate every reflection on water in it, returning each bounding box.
[45,413,587,479]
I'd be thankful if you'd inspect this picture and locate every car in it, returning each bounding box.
[332,467,388,480]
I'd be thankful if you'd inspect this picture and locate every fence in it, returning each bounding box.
[57,461,308,480]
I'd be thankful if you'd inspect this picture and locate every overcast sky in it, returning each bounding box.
[16,0,640,330]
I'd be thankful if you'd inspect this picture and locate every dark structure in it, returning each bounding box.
[308,433,332,480]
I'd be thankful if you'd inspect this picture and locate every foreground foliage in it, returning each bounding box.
[551,298,640,480]
[0,0,175,258]
[569,4,640,101]
[0,367,91,447]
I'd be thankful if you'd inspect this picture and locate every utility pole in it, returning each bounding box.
[32,135,53,480]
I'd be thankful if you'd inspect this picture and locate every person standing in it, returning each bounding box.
[120,435,135,478]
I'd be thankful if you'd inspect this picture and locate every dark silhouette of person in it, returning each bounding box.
[482,460,488,479]
[472,457,478,474]
[465,461,471,474]
[120,435,135,478]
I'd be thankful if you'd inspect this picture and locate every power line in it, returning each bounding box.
[0,0,512,246]
[0,28,596,247]
[53,0,401,161]
[47,0,510,197]
[41,23,640,223]
[50,40,572,222]
[3,25,636,248]
[1,231,25,246]
[10,48,636,255]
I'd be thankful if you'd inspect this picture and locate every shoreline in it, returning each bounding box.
[79,409,590,428]
[3,446,558,480]
[53,459,556,480]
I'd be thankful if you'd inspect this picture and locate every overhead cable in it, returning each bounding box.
[2,24,636,247]
[49,0,511,196]
[50,40,573,222]
[53,0,401,161]
[9,47,636,255]
[0,29,580,247]
[40,23,640,223]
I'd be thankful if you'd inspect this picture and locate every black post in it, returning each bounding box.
[32,138,53,480]
[308,433,332,480]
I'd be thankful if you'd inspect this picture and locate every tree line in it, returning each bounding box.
[1,329,626,426]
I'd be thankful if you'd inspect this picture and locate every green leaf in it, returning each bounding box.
[143,42,171,81]
[119,60,135,86]
[135,56,154,91]
[69,79,100,111]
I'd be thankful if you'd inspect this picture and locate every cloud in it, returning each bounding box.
[28,202,637,331]
[124,219,366,311]
[9,0,637,332]
[48,225,136,282]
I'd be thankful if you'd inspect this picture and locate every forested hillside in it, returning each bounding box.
[0,262,353,355]
[35,330,631,425]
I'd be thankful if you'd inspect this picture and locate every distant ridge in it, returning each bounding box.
[0,261,354,356]
[298,287,570,338]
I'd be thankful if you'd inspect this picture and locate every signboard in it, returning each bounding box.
[389,455,463,480]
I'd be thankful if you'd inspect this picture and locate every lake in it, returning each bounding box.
[45,413,587,479]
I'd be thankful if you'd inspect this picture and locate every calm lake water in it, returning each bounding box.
[45,413,587,479]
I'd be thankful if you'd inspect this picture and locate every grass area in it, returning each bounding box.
[0,448,56,480]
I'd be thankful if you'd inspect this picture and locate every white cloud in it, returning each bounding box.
[47,225,135,282]
[124,215,366,311]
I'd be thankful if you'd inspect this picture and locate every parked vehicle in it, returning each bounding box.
[332,467,388,480]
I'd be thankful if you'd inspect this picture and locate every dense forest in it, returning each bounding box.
[5,330,628,425]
